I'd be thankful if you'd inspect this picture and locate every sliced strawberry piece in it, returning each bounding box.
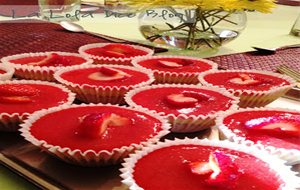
[78,113,132,138]
[189,151,241,189]
[182,91,210,101]
[229,76,261,85]
[108,113,132,127]
[165,93,198,107]
[88,68,131,81]
[179,59,193,66]
[157,60,182,68]
[28,53,71,66]
[207,152,242,189]
[238,73,251,80]
[0,96,33,104]
[246,117,300,137]
[103,50,126,58]
[0,84,39,96]
[99,66,119,76]
[189,161,213,175]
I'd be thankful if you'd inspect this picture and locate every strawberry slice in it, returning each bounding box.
[103,50,126,58]
[245,117,300,137]
[182,91,210,101]
[179,59,193,66]
[157,60,183,68]
[229,73,261,85]
[165,93,198,107]
[88,68,131,81]
[189,162,213,175]
[28,53,71,66]
[189,151,241,189]
[0,84,39,96]
[78,113,132,138]
[0,96,33,104]
[99,66,119,76]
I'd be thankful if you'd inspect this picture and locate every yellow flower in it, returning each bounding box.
[120,0,276,13]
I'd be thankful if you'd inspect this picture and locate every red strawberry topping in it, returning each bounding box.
[165,93,198,107]
[0,96,33,104]
[28,53,72,66]
[158,60,182,68]
[78,113,132,138]
[189,151,242,189]
[229,74,261,85]
[103,50,126,58]
[0,84,39,96]
[245,116,300,137]
[88,67,131,81]
[157,59,193,68]
[99,66,119,76]
[165,92,211,107]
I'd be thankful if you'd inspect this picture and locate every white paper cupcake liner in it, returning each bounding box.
[78,43,154,66]
[132,55,218,84]
[216,107,300,165]
[0,63,14,81]
[19,103,171,166]
[0,80,76,132]
[125,84,239,133]
[120,138,300,190]
[54,64,155,104]
[198,70,296,108]
[1,52,93,82]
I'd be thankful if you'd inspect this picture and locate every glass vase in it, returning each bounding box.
[138,7,247,51]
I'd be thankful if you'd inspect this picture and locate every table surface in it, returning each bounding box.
[0,3,300,190]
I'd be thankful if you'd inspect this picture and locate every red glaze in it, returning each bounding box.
[137,58,213,73]
[59,67,150,87]
[133,145,283,190]
[203,72,290,91]
[223,110,300,150]
[84,44,148,58]
[131,87,235,116]
[10,54,87,67]
[0,84,70,114]
[30,106,163,152]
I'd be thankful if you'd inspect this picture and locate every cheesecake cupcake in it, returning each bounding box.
[19,104,170,166]
[216,107,300,165]
[132,56,218,84]
[125,84,239,133]
[78,43,154,65]
[0,80,75,131]
[199,70,296,108]
[120,138,300,190]
[54,64,154,104]
[0,63,14,81]
[1,52,93,82]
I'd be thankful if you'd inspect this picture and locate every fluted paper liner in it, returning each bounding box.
[132,55,218,84]
[216,107,300,165]
[19,103,171,166]
[125,84,239,133]
[0,80,75,132]
[198,69,296,108]
[0,63,14,81]
[54,64,155,104]
[78,43,154,66]
[1,52,93,82]
[120,138,300,190]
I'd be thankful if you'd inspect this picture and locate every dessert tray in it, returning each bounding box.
[0,19,299,190]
